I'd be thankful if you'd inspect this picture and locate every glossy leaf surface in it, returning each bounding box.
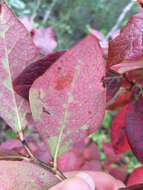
[29,34,105,162]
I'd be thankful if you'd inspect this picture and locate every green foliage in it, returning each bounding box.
[1,0,139,49]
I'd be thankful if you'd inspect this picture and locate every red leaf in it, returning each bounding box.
[33,27,57,55]
[0,161,60,189]
[13,50,65,100]
[111,106,130,154]
[104,69,123,102]
[29,34,106,161]
[125,86,143,163]
[107,87,131,110]
[125,68,143,85]
[128,167,143,186]
[0,1,39,131]
[108,11,143,68]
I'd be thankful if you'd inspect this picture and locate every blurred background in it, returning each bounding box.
[3,0,139,49]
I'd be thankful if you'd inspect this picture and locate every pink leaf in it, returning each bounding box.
[13,50,65,100]
[111,60,143,74]
[29,34,106,161]
[108,11,143,68]
[80,160,101,171]
[102,142,120,164]
[105,165,128,182]
[83,143,100,160]
[33,27,57,55]
[89,28,105,41]
[0,161,60,189]
[19,16,34,32]
[125,86,143,163]
[0,1,39,131]
[57,151,84,172]
[111,106,131,154]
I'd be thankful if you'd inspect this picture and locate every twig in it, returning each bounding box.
[31,0,41,22]
[105,0,136,40]
[42,0,58,24]
[17,131,66,181]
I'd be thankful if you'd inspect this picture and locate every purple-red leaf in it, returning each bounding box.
[111,106,130,154]
[13,50,65,100]
[29,34,105,164]
[57,151,84,172]
[125,86,143,163]
[108,11,143,68]
[127,167,143,186]
[0,161,60,189]
[0,1,39,132]
[80,160,101,171]
[104,69,123,102]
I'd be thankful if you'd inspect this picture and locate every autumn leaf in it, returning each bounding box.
[0,1,39,133]
[127,167,143,186]
[107,11,143,68]
[104,69,123,102]
[125,86,143,163]
[13,50,65,100]
[0,161,60,190]
[29,34,105,169]
[110,106,130,154]
[32,27,57,55]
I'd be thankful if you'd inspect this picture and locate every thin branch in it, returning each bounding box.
[17,131,66,181]
[42,0,58,24]
[105,0,136,40]
[31,0,41,22]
